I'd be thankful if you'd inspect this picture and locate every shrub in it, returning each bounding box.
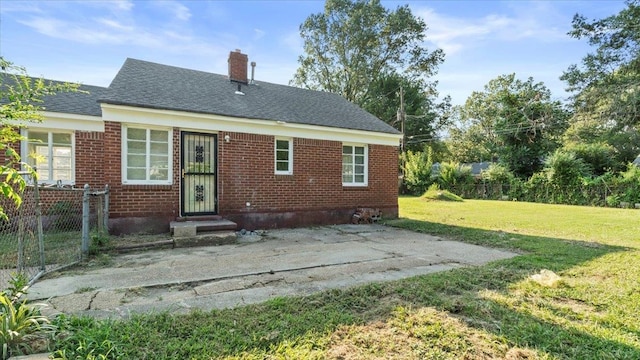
[481,163,514,184]
[436,162,474,197]
[401,147,434,195]
[616,164,640,204]
[543,150,590,204]
[567,142,618,176]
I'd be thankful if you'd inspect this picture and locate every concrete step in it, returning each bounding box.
[170,219,237,237]
[173,231,237,248]
[174,215,223,222]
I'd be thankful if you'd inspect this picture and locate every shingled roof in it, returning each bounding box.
[40,83,107,117]
[0,74,106,117]
[100,58,400,135]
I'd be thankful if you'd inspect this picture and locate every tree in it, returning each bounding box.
[455,74,570,178]
[364,73,452,152]
[0,58,79,220]
[446,108,494,163]
[561,0,640,164]
[291,0,446,143]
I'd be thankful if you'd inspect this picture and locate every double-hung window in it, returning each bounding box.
[342,144,367,186]
[122,126,172,184]
[23,130,74,184]
[275,138,293,175]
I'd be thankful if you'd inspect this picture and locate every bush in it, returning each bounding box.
[567,142,618,176]
[436,162,474,197]
[543,150,591,204]
[616,164,640,204]
[401,147,434,195]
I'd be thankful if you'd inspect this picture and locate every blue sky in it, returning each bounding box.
[0,0,627,106]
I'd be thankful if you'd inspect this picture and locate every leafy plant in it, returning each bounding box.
[1,273,55,359]
[436,162,474,197]
[2,272,28,300]
[89,232,112,256]
[401,147,434,195]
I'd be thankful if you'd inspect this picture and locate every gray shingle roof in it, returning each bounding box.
[41,83,107,117]
[0,74,106,117]
[100,58,400,135]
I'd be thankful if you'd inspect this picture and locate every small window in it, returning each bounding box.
[275,138,293,175]
[24,130,74,184]
[342,144,367,186]
[122,126,172,184]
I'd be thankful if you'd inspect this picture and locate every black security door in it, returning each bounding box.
[181,132,217,216]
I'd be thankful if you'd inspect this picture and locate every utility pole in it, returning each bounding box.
[399,86,405,153]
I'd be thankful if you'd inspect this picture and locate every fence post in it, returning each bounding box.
[33,173,46,271]
[103,184,109,234]
[17,214,25,273]
[82,184,90,256]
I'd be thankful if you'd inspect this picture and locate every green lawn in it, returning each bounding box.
[51,198,640,359]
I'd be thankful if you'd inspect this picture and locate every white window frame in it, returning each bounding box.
[122,125,173,185]
[274,137,293,175]
[21,129,75,185]
[342,143,368,187]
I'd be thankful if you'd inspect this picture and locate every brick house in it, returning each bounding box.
[11,50,401,234]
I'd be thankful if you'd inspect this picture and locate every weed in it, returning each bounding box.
[75,287,97,294]
[1,274,53,359]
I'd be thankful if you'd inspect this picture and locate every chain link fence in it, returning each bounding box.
[446,181,637,208]
[0,178,109,289]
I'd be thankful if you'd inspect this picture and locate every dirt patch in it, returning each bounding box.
[109,233,173,249]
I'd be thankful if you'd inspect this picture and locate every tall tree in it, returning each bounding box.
[0,58,79,220]
[561,0,640,164]
[455,74,569,178]
[291,0,446,142]
[364,73,452,151]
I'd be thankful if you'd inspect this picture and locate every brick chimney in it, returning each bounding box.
[228,49,248,84]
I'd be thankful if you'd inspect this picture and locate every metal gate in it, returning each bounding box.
[181,132,217,216]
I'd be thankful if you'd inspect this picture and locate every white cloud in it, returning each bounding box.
[95,18,134,32]
[153,1,191,21]
[414,3,569,57]
[254,28,266,40]
[81,0,134,13]
[0,2,44,14]
[281,30,303,55]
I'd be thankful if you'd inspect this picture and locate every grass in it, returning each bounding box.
[50,198,640,359]
[0,231,81,270]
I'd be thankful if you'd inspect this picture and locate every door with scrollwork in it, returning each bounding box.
[181,132,217,216]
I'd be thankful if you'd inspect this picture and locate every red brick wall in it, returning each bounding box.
[217,131,398,229]
[75,131,104,187]
[103,122,181,234]
[4,124,398,233]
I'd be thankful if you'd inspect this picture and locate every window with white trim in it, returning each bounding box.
[23,130,75,184]
[122,126,172,184]
[275,138,293,175]
[342,144,367,186]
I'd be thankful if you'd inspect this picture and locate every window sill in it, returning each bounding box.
[342,185,369,190]
[122,184,174,191]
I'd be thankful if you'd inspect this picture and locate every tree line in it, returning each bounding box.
[292,0,639,206]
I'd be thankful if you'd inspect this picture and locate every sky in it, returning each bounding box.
[0,0,628,107]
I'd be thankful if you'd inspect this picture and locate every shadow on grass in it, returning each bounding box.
[53,220,639,359]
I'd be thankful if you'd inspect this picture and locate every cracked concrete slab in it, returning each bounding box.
[27,224,517,319]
